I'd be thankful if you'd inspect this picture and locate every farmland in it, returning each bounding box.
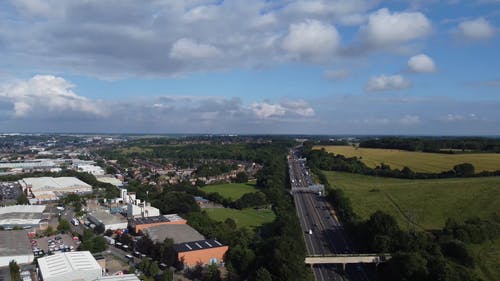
[202,181,258,200]
[469,237,500,281]
[324,171,500,230]
[315,145,500,173]
[205,208,276,230]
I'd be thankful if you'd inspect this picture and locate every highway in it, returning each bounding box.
[288,148,370,281]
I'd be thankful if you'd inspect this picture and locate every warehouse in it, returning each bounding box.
[94,275,140,281]
[37,251,103,281]
[143,224,205,244]
[130,214,186,233]
[0,204,47,229]
[174,239,228,268]
[19,177,92,203]
[0,230,34,267]
[87,211,128,231]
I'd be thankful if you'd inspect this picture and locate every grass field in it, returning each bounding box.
[118,146,153,155]
[315,145,500,173]
[324,171,500,230]
[202,181,258,200]
[469,237,500,281]
[205,208,276,230]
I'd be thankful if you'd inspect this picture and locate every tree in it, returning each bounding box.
[9,260,21,281]
[57,218,71,233]
[453,163,475,177]
[255,267,273,281]
[45,225,56,236]
[16,193,29,205]
[206,263,221,281]
[161,270,173,281]
[148,262,159,277]
[234,171,248,183]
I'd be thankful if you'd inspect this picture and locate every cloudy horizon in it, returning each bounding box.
[0,0,499,135]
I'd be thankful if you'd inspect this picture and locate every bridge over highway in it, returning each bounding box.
[305,254,391,265]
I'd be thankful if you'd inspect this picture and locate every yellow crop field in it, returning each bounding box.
[314,145,500,173]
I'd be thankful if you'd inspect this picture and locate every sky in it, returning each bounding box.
[0,0,499,135]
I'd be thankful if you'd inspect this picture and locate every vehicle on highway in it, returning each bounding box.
[71,218,79,226]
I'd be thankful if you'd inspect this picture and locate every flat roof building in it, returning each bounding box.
[87,211,128,231]
[19,177,92,203]
[0,205,47,229]
[0,230,34,267]
[94,275,139,281]
[173,239,228,268]
[38,251,102,281]
[130,214,186,233]
[143,224,205,244]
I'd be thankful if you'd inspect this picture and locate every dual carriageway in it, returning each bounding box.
[288,148,372,281]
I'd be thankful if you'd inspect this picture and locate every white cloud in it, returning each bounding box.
[282,19,340,62]
[442,113,479,122]
[250,100,315,119]
[361,8,432,47]
[408,54,437,73]
[399,115,421,125]
[0,75,102,118]
[365,74,412,92]
[169,38,222,60]
[324,69,350,81]
[457,18,495,40]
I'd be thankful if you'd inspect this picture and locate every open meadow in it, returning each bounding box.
[205,208,275,230]
[324,171,500,230]
[202,181,258,200]
[315,145,500,173]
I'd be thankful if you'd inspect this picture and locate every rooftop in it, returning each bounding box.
[144,224,205,244]
[19,177,91,191]
[0,205,46,226]
[38,251,101,279]
[0,230,33,257]
[88,211,127,225]
[94,275,140,281]
[132,214,184,225]
[173,239,226,253]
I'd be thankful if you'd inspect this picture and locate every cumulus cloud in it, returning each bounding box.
[0,75,102,118]
[399,115,421,125]
[170,38,222,60]
[408,54,437,73]
[251,100,315,119]
[361,8,432,47]
[365,75,412,92]
[457,18,495,40]
[324,69,351,81]
[282,20,340,62]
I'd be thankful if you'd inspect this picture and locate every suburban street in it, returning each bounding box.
[289,148,370,281]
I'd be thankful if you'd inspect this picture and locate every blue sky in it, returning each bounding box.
[0,0,499,135]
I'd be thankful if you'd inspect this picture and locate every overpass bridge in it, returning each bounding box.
[305,254,391,271]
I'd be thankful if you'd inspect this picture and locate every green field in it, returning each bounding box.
[118,146,153,155]
[202,182,258,200]
[324,171,500,230]
[469,238,500,281]
[315,145,500,173]
[205,208,276,230]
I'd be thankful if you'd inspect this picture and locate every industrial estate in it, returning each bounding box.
[0,134,499,281]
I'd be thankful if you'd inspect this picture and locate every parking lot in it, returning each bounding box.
[32,233,79,257]
[0,182,22,203]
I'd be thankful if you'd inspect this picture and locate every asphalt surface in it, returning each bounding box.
[288,148,370,281]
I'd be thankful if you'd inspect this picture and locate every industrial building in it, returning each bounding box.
[75,164,105,176]
[173,239,228,267]
[0,204,47,229]
[96,176,123,187]
[94,275,139,281]
[37,251,103,281]
[19,177,92,203]
[87,211,128,231]
[0,230,34,267]
[143,224,205,244]
[130,214,186,233]
[119,189,160,218]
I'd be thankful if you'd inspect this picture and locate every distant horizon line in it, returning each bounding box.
[1,132,499,138]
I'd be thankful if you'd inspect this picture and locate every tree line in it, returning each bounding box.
[303,143,500,179]
[359,137,500,153]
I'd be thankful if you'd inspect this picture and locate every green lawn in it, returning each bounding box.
[315,145,500,173]
[324,171,500,230]
[205,208,276,230]
[202,181,258,200]
[469,237,500,281]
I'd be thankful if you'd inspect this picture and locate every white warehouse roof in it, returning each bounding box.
[94,275,139,281]
[19,177,91,191]
[38,251,102,281]
[0,205,46,226]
